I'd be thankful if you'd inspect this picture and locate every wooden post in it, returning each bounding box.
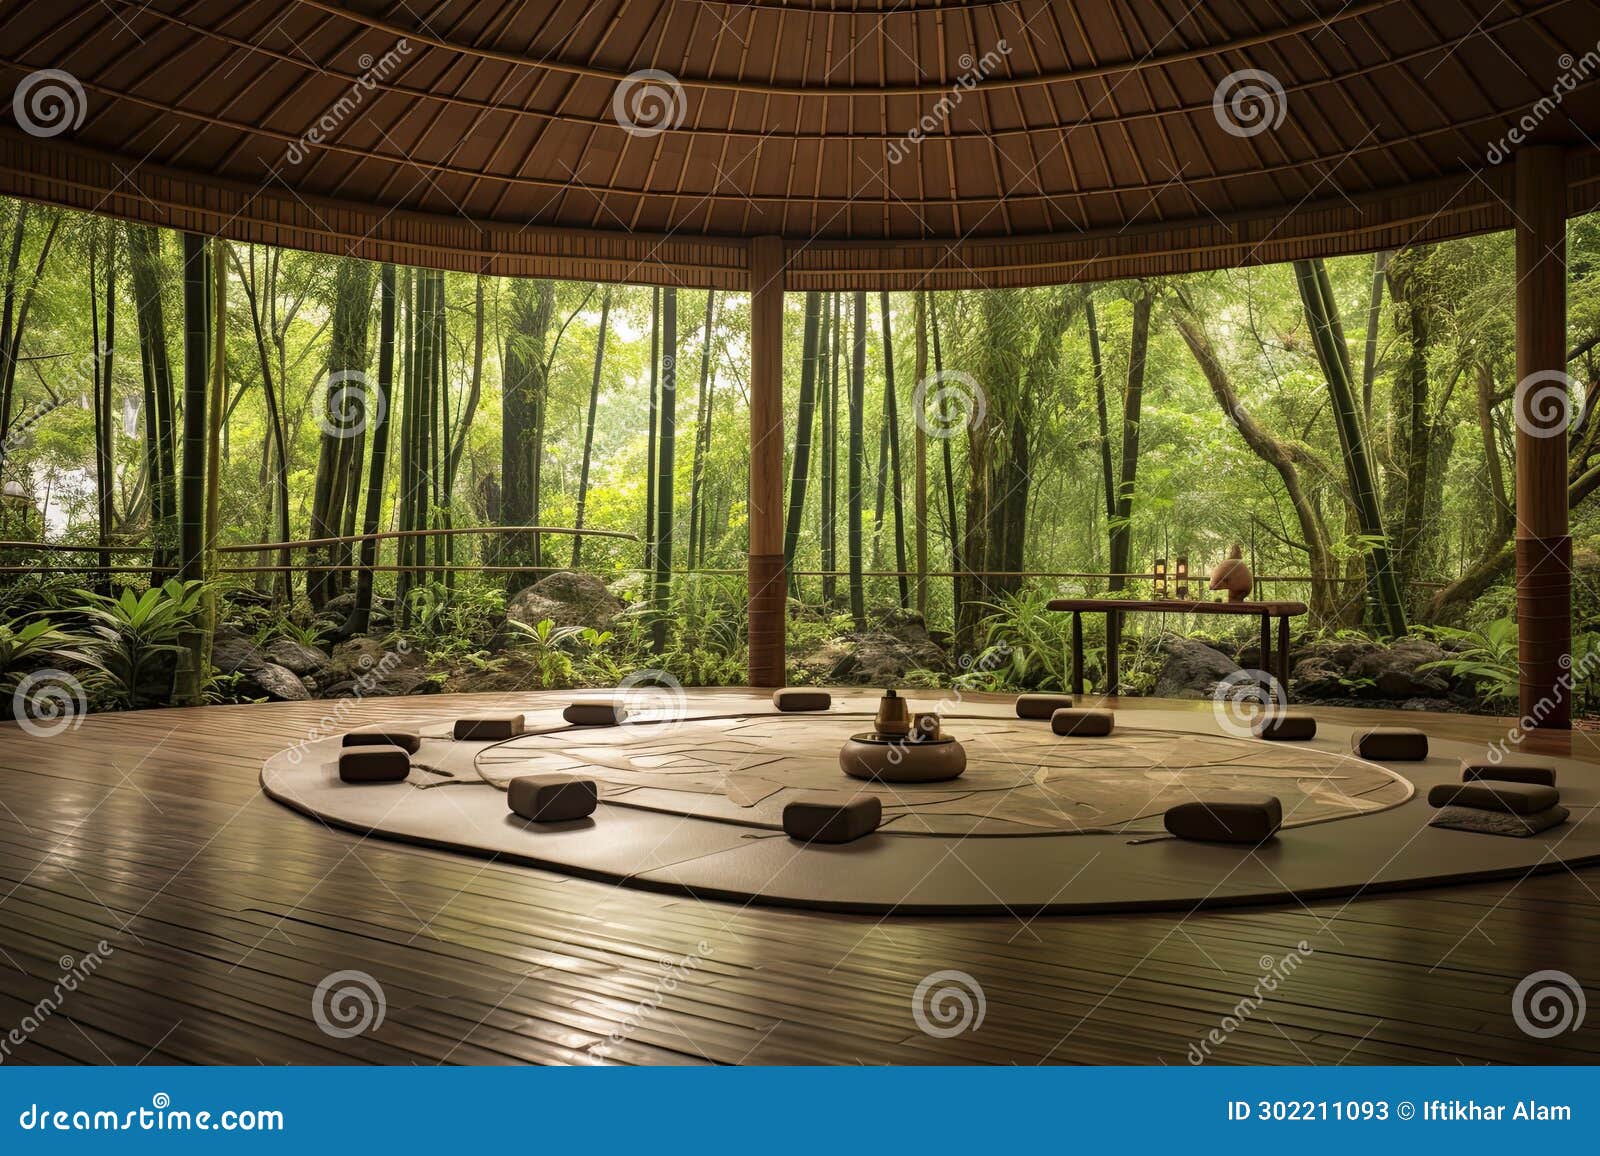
[1514,146,1570,731]
[748,236,787,687]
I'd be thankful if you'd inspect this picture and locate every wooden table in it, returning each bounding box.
[1046,598,1308,698]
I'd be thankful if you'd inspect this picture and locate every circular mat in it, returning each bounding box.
[475,713,1411,836]
[261,689,1600,915]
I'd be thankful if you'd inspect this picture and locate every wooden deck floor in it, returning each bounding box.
[1,693,1597,1066]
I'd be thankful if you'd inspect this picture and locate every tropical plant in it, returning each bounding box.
[70,580,207,707]
[0,618,79,694]
[1417,617,1518,703]
[504,617,584,687]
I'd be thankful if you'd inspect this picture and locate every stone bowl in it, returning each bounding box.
[839,733,968,783]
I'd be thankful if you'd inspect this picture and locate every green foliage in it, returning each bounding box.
[70,580,207,708]
[1417,617,1518,703]
[0,618,77,694]
[504,617,584,687]
[969,587,1074,691]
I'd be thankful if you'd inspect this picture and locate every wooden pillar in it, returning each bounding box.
[1514,146,1570,730]
[748,236,787,687]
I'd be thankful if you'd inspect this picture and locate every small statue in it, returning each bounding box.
[1209,544,1254,602]
[873,687,911,737]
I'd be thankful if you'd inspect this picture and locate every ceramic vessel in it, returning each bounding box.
[1209,544,1254,602]
[839,733,968,782]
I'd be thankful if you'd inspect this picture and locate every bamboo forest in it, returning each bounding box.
[5,195,1600,722]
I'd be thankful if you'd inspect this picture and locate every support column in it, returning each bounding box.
[748,236,787,687]
[1514,146,1570,730]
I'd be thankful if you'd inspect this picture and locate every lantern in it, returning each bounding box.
[1176,555,1190,600]
[1153,557,1168,598]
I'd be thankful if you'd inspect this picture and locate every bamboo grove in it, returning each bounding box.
[6,195,1600,702]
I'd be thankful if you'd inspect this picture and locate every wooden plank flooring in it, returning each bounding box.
[1,693,1597,1066]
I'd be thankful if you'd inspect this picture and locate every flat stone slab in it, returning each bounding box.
[565,701,625,726]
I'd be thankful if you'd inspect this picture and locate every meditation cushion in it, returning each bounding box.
[773,688,831,712]
[782,794,882,844]
[1427,781,1560,815]
[564,700,625,726]
[341,729,422,754]
[1430,804,1568,838]
[1351,726,1428,761]
[1460,758,1556,787]
[453,715,524,741]
[508,775,598,822]
[1051,707,1114,737]
[338,745,410,784]
[1016,693,1075,720]
[1252,713,1317,741]
[1164,795,1282,844]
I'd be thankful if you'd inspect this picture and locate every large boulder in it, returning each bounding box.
[1154,635,1243,699]
[1347,637,1451,699]
[263,638,330,678]
[792,609,951,685]
[507,570,624,631]
[1290,655,1347,699]
[321,636,434,698]
[209,628,311,702]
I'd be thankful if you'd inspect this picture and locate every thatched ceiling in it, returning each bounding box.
[2,0,1599,288]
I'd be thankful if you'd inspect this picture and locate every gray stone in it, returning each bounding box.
[791,613,952,685]
[507,570,624,630]
[1153,635,1242,699]
[263,638,330,677]
[247,661,311,702]
[1347,638,1451,699]
[322,637,432,698]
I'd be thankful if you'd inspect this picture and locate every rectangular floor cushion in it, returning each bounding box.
[1460,757,1557,787]
[1351,726,1428,761]
[1427,781,1560,814]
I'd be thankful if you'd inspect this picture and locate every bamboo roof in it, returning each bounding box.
[2,0,1599,288]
